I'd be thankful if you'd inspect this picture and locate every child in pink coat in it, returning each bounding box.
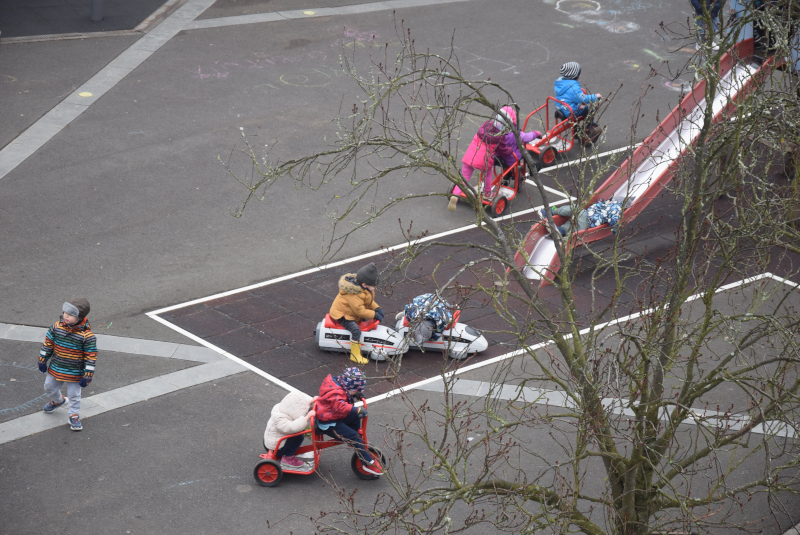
[448,106,540,212]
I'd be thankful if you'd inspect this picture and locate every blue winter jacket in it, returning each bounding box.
[554,77,598,118]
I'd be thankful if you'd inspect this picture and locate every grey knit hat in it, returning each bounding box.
[356,263,379,286]
[560,61,581,80]
[63,297,90,320]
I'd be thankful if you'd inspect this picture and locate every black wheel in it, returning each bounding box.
[254,460,283,487]
[447,182,456,196]
[316,321,331,352]
[492,195,508,217]
[539,145,557,168]
[351,445,387,480]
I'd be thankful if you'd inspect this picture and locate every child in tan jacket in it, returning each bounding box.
[328,263,384,365]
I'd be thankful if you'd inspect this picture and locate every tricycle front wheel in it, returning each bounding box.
[351,446,387,480]
[254,460,283,487]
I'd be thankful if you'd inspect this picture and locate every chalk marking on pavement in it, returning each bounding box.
[413,378,795,438]
[0,0,218,181]
[184,0,476,31]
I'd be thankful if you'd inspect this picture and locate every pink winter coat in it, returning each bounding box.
[462,121,502,171]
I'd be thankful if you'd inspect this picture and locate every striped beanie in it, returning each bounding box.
[560,62,581,80]
[338,367,366,392]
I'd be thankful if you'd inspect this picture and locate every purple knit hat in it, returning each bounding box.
[338,367,366,392]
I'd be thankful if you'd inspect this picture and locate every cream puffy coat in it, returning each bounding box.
[263,391,314,450]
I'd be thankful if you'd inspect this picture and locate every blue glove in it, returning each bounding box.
[79,377,91,388]
[357,407,368,418]
[39,362,47,373]
[374,308,384,322]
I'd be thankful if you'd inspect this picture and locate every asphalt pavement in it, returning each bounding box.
[2,0,797,533]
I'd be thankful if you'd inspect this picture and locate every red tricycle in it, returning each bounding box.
[253,398,385,487]
[523,94,601,171]
[446,153,525,217]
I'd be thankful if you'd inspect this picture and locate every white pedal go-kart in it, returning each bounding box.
[394,310,488,360]
[315,312,489,361]
[315,315,406,361]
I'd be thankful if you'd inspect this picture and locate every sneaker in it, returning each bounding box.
[69,414,82,431]
[43,397,66,412]
[362,459,383,476]
[447,195,458,212]
[280,455,303,468]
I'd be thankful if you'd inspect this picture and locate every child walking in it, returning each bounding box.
[263,390,317,470]
[39,298,97,432]
[329,263,384,365]
[316,368,382,475]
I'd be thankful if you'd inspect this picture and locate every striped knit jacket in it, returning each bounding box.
[39,316,98,382]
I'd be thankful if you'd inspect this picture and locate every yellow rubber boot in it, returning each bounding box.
[350,341,368,365]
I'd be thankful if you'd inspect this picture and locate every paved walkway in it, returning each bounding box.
[0,322,245,444]
[416,378,796,438]
[0,0,172,40]
[0,0,476,179]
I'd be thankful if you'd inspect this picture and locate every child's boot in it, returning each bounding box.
[350,341,368,365]
[447,196,458,212]
[448,185,463,212]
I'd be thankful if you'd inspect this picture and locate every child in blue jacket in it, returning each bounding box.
[554,62,603,141]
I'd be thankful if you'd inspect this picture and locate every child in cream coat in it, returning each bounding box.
[264,390,317,469]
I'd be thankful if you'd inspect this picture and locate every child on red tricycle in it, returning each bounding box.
[448,106,541,216]
[254,368,385,487]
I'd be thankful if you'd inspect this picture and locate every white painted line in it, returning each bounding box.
[367,272,798,403]
[146,312,302,392]
[146,199,573,394]
[183,0,475,31]
[147,199,570,316]
[783,523,800,535]
[537,142,643,175]
[524,142,642,197]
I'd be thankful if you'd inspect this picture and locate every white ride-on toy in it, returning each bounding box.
[394,309,488,360]
[315,315,405,361]
[315,311,489,361]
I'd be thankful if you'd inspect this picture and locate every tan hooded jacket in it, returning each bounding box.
[329,273,379,321]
